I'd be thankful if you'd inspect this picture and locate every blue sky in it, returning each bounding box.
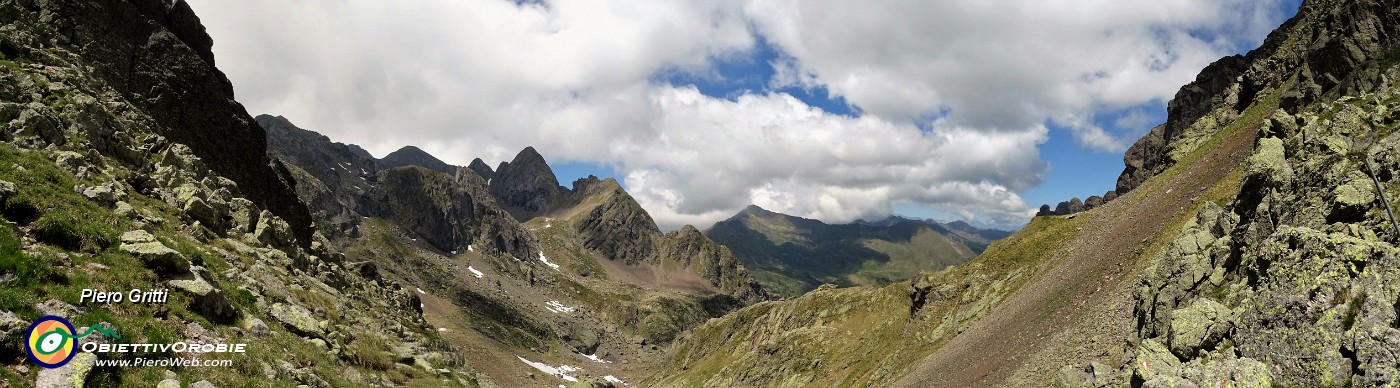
[192,0,1305,230]
[551,0,1301,228]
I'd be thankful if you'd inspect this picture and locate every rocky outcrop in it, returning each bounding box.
[1116,0,1400,195]
[1128,70,1400,386]
[369,166,537,259]
[488,146,565,221]
[261,114,378,237]
[376,146,457,176]
[658,226,769,303]
[574,178,659,265]
[0,0,315,243]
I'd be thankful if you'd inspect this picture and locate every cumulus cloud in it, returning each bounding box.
[187,0,1290,230]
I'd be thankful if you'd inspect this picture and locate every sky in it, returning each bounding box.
[187,0,1303,231]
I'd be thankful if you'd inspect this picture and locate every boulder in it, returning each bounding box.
[1084,196,1104,210]
[1103,190,1118,202]
[35,352,96,388]
[0,180,15,204]
[1036,204,1054,216]
[119,230,190,275]
[270,303,325,338]
[1054,201,1071,215]
[1067,197,1085,214]
[169,267,238,324]
[1168,298,1233,358]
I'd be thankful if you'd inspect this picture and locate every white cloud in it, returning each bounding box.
[187,0,1290,230]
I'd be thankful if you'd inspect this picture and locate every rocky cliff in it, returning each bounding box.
[0,0,315,244]
[261,114,377,238]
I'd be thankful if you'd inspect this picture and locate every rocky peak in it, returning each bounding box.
[467,158,494,181]
[258,115,378,237]
[376,146,457,175]
[574,182,660,265]
[488,146,564,221]
[1116,0,1400,194]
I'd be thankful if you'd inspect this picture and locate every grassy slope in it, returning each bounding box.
[0,145,465,387]
[652,86,1285,387]
[651,215,1081,387]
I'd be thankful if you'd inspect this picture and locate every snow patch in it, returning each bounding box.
[415,288,426,294]
[579,352,611,364]
[437,328,447,332]
[467,266,484,279]
[516,356,579,382]
[467,245,474,252]
[538,251,560,270]
[604,375,627,385]
[545,301,576,314]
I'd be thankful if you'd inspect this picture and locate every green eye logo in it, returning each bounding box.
[25,316,76,368]
[24,316,120,368]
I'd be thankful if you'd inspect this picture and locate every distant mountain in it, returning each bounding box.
[705,205,1002,297]
[376,145,458,175]
[487,146,566,221]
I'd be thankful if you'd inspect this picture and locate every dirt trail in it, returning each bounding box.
[894,122,1259,387]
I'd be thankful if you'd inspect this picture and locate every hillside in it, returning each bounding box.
[706,205,997,297]
[0,1,472,386]
[650,0,1400,386]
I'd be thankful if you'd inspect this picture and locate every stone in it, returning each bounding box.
[270,303,325,338]
[1168,298,1233,358]
[191,381,217,388]
[244,318,271,337]
[184,196,222,231]
[113,201,135,218]
[170,268,238,324]
[0,179,16,203]
[119,230,190,275]
[1103,190,1118,202]
[1243,137,1293,187]
[35,352,96,388]
[1131,339,1181,384]
[1054,201,1071,215]
[1037,204,1054,216]
[1084,196,1104,209]
[34,299,79,318]
[156,378,181,388]
[1067,197,1085,213]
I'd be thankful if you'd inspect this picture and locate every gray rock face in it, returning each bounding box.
[488,146,564,221]
[660,225,769,303]
[260,114,377,237]
[370,166,537,260]
[1066,197,1085,214]
[575,179,660,265]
